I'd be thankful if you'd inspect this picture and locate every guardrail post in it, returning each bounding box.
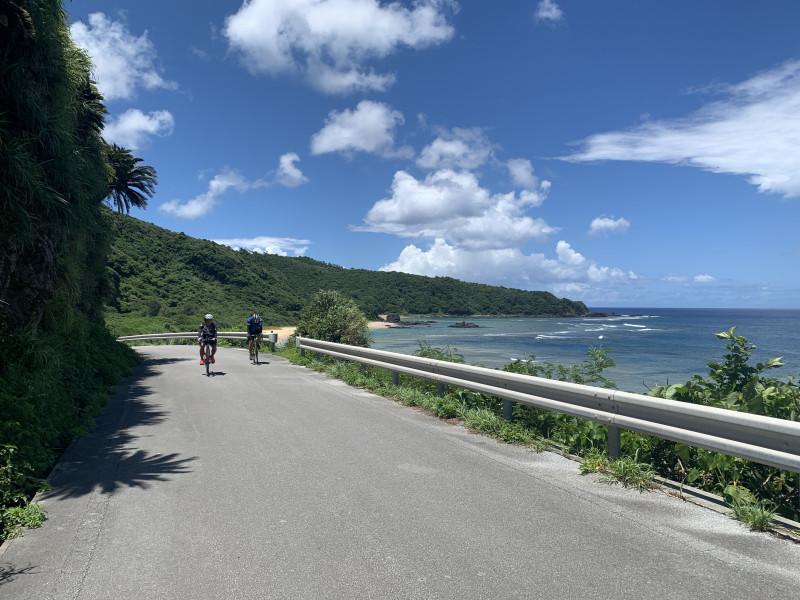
[437,383,445,397]
[300,348,305,358]
[392,371,398,386]
[608,426,621,459]
[316,352,322,362]
[503,399,513,421]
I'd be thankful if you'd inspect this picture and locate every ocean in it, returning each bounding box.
[369,308,800,393]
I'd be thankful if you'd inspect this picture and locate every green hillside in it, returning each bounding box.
[104,211,589,335]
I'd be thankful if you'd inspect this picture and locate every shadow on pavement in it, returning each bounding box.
[0,564,37,585]
[41,355,197,501]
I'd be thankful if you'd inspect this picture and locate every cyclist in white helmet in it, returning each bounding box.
[198,313,218,364]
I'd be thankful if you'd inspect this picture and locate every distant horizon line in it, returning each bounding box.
[588,306,800,312]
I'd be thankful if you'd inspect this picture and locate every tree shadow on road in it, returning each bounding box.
[0,564,37,586]
[41,356,197,501]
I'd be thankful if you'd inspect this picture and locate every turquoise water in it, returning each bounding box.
[369,308,800,393]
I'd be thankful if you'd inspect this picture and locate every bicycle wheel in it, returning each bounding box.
[205,343,211,376]
[254,340,259,365]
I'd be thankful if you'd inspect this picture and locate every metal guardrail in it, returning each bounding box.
[117,331,279,345]
[295,336,800,473]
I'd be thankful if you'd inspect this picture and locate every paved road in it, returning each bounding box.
[2,345,799,599]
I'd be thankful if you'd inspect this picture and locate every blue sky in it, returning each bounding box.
[68,1,800,309]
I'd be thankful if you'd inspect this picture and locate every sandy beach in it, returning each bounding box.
[264,320,393,345]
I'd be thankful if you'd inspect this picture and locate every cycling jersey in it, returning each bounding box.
[247,317,263,336]
[198,321,217,341]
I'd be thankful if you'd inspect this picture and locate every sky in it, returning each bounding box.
[66,1,800,309]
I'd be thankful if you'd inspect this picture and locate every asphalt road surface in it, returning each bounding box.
[2,345,799,599]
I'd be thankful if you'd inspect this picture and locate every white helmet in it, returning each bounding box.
[204,313,213,320]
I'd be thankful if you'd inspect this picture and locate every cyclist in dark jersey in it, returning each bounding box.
[198,313,217,364]
[247,313,263,356]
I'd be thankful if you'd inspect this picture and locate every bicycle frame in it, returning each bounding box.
[202,339,215,376]
[249,335,260,365]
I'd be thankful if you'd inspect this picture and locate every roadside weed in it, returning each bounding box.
[2,503,47,539]
[729,498,777,531]
[579,449,610,475]
[599,457,656,492]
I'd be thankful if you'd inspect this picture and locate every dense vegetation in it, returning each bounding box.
[1,1,140,539]
[294,290,371,347]
[103,211,590,336]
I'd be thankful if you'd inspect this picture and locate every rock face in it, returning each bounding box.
[395,320,436,328]
[448,321,479,328]
[385,313,401,323]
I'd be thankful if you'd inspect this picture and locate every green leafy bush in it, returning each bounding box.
[0,445,49,540]
[295,290,371,347]
[644,328,800,520]
[2,504,47,540]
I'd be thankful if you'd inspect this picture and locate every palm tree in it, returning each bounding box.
[104,143,158,213]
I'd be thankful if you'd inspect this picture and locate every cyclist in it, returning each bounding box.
[247,313,263,357]
[198,313,218,364]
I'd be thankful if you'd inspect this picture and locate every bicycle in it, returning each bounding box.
[201,336,216,376]
[249,335,260,365]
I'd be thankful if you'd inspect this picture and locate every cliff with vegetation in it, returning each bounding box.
[103,212,590,335]
[1,0,141,538]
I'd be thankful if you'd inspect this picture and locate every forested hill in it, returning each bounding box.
[104,211,589,335]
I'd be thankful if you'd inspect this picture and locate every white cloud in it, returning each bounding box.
[103,109,174,150]
[159,170,264,219]
[694,274,716,282]
[662,274,688,283]
[159,155,307,219]
[564,59,800,198]
[660,273,718,285]
[358,169,557,250]
[362,126,643,302]
[70,12,177,101]
[589,216,630,236]
[223,0,457,94]
[507,158,538,190]
[213,236,310,256]
[417,127,496,170]
[276,152,308,187]
[534,0,564,24]
[380,238,636,292]
[310,100,412,157]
